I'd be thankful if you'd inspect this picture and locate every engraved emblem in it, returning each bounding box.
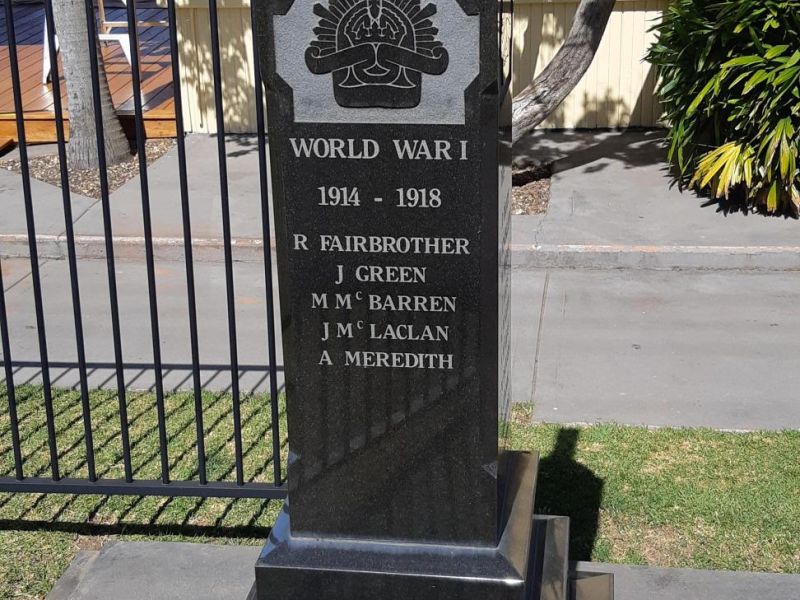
[305,0,450,109]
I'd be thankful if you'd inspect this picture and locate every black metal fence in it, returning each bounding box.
[0,0,286,500]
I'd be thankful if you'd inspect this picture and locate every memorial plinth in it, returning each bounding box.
[251,0,613,598]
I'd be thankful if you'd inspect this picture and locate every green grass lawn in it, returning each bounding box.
[506,406,800,574]
[0,387,798,599]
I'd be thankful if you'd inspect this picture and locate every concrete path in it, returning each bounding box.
[3,131,800,428]
[1,254,529,404]
[45,541,800,600]
[4,257,799,430]
[1,257,283,395]
[514,268,800,430]
[74,135,275,243]
[512,131,800,270]
[0,165,98,246]
[1,135,275,262]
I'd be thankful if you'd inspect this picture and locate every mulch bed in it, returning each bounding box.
[0,138,175,201]
[512,163,552,215]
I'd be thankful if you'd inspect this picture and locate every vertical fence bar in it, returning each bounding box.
[249,12,283,486]
[124,0,170,484]
[3,0,62,481]
[208,0,245,486]
[0,263,24,481]
[82,0,132,482]
[43,0,100,483]
[166,0,207,485]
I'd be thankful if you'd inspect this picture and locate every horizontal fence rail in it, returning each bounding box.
[0,0,285,500]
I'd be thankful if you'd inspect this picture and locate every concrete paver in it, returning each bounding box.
[518,268,800,430]
[516,130,800,248]
[73,135,275,242]
[510,270,546,411]
[0,254,34,290]
[2,135,275,262]
[46,542,259,600]
[0,166,98,239]
[2,257,284,395]
[576,562,800,600]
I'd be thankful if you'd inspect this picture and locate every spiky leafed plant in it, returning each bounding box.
[647,0,800,214]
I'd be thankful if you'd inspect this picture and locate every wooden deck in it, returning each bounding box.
[0,3,176,144]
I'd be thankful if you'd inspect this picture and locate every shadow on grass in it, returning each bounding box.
[0,385,289,550]
[0,513,272,540]
[535,428,603,561]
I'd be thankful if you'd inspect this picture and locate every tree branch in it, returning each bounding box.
[512,0,617,144]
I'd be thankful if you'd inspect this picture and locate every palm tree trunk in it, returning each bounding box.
[52,0,130,169]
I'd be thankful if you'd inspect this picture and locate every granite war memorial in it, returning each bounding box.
[251,0,613,597]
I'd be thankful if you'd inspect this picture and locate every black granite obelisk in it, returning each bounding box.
[250,1,602,598]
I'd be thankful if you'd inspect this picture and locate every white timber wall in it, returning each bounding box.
[170,0,261,134]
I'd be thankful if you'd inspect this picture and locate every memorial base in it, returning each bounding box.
[255,452,575,600]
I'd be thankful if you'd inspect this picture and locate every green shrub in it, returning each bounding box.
[647,0,800,214]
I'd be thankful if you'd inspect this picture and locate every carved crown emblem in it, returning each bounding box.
[305,0,450,109]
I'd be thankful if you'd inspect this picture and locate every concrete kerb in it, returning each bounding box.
[0,234,269,263]
[511,243,800,271]
[4,235,800,270]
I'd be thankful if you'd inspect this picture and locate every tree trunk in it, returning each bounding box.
[512,0,616,144]
[52,0,130,169]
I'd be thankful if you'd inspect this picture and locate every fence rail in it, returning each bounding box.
[0,0,286,500]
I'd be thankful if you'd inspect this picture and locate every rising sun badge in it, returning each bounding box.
[305,0,449,109]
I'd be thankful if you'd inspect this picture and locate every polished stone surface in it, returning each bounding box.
[254,0,510,547]
[251,0,528,596]
[255,452,539,600]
